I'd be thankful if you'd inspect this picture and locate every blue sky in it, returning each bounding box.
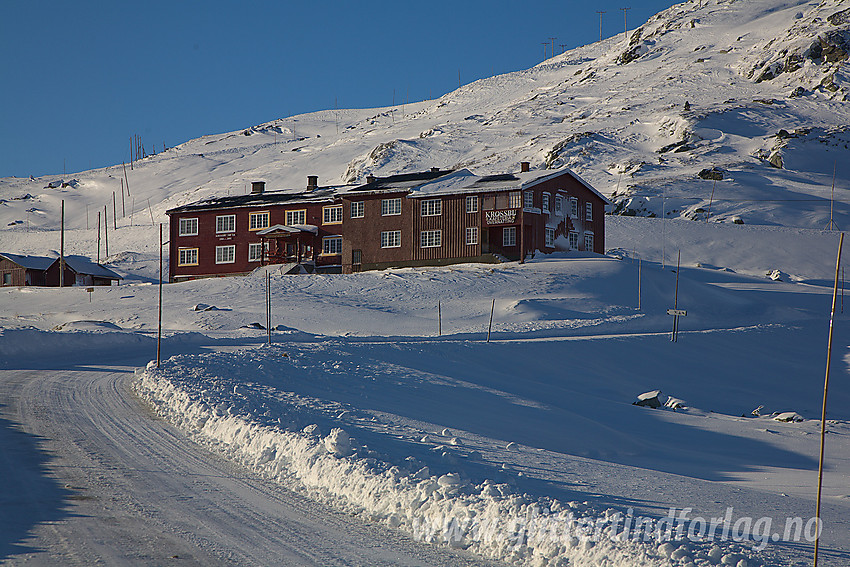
[1,0,675,179]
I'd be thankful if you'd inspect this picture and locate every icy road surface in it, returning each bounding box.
[0,360,501,566]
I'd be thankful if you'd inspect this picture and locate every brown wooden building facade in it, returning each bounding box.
[166,166,608,281]
[166,180,347,282]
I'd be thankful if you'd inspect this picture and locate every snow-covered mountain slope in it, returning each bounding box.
[2,0,848,243]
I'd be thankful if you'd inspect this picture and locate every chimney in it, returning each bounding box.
[520,162,530,173]
[430,167,440,173]
[307,175,318,190]
[366,174,376,184]
[251,181,265,194]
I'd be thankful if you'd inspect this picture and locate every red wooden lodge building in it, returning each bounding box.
[165,163,609,282]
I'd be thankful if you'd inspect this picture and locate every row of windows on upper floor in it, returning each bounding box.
[378,227,594,250]
[177,194,595,237]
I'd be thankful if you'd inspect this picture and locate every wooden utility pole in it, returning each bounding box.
[112,191,117,230]
[266,271,272,345]
[638,258,642,310]
[59,200,65,288]
[103,205,109,258]
[122,161,130,196]
[96,211,101,263]
[814,232,843,567]
[157,223,163,367]
[549,37,557,58]
[621,7,631,38]
[826,161,839,231]
[541,42,548,60]
[597,11,606,41]
[487,299,495,342]
[707,177,717,223]
[121,179,126,217]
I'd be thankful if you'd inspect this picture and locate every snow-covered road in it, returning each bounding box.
[0,362,500,566]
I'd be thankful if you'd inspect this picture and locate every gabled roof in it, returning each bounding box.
[342,170,453,195]
[0,253,54,271]
[407,166,611,204]
[51,255,122,279]
[166,187,341,215]
[257,224,319,236]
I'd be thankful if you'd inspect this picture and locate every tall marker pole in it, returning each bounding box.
[157,223,163,368]
[814,232,843,567]
[59,200,65,288]
[487,299,495,342]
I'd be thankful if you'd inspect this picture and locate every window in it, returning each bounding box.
[586,202,593,221]
[248,242,268,262]
[466,195,478,213]
[585,233,594,251]
[569,232,579,249]
[178,248,198,266]
[216,214,236,234]
[178,217,198,236]
[381,198,402,216]
[509,192,522,209]
[542,193,550,213]
[555,196,563,215]
[285,209,306,226]
[420,230,441,248]
[465,226,479,245]
[503,226,516,247]
[570,197,578,217]
[322,236,343,255]
[545,227,555,247]
[421,199,442,217]
[323,205,343,224]
[215,245,236,264]
[3,273,12,285]
[249,211,270,231]
[352,249,362,265]
[523,191,534,209]
[381,230,401,248]
[350,201,365,218]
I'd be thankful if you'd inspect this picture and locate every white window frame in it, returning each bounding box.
[545,227,555,247]
[248,242,268,262]
[285,209,306,226]
[178,247,198,266]
[569,231,579,250]
[350,201,365,218]
[586,202,593,221]
[420,230,442,248]
[555,195,563,215]
[570,197,578,217]
[542,193,550,213]
[381,198,402,216]
[323,205,343,225]
[215,214,236,234]
[249,211,270,231]
[421,198,442,217]
[585,233,594,251]
[322,236,343,255]
[509,192,522,209]
[380,230,402,248]
[466,195,478,214]
[465,226,479,245]
[503,226,516,247]
[215,245,236,264]
[178,217,198,236]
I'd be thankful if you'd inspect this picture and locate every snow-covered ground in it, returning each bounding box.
[3,0,850,565]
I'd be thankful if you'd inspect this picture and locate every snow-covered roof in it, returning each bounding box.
[340,170,451,196]
[167,187,341,214]
[0,253,54,271]
[54,255,123,279]
[407,167,611,204]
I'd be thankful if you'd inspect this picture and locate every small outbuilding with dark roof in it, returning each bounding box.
[0,253,54,286]
[44,255,123,286]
